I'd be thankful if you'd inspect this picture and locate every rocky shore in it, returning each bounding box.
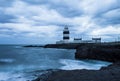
[33,62,120,81]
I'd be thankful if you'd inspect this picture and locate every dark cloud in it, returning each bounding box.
[0,0,16,23]
[21,0,83,18]
[0,0,15,7]
[21,0,49,5]
[51,6,82,18]
[0,13,16,23]
[94,8,120,26]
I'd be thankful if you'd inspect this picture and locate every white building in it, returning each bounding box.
[92,38,101,43]
[73,38,82,43]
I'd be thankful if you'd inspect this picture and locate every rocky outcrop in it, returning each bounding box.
[44,43,79,49]
[23,45,44,47]
[33,62,120,81]
[75,44,120,62]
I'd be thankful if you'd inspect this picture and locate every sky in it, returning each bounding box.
[0,0,120,44]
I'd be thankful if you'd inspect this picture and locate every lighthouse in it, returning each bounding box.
[56,25,70,44]
[63,25,70,43]
[56,25,102,44]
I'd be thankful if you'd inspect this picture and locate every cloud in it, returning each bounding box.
[0,23,60,38]
[0,0,14,7]
[4,1,72,25]
[0,0,120,44]
[0,6,15,23]
[90,25,120,35]
[81,0,119,15]
[21,0,83,17]
[89,25,120,41]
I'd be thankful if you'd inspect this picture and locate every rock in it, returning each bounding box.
[23,45,44,47]
[75,44,120,62]
[44,43,79,49]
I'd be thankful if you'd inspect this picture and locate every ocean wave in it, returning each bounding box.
[59,59,111,70]
[0,58,15,63]
[0,70,55,81]
[0,72,28,81]
[14,46,23,48]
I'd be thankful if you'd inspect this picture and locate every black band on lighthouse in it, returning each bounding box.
[63,37,69,39]
[63,26,70,41]
[63,31,69,34]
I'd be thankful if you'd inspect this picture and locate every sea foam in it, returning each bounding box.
[59,59,111,70]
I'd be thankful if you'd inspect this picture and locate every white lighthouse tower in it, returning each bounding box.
[63,25,70,43]
[56,25,70,44]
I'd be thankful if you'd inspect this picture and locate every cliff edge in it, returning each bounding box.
[75,43,120,62]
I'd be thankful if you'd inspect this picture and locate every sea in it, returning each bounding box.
[0,45,111,81]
